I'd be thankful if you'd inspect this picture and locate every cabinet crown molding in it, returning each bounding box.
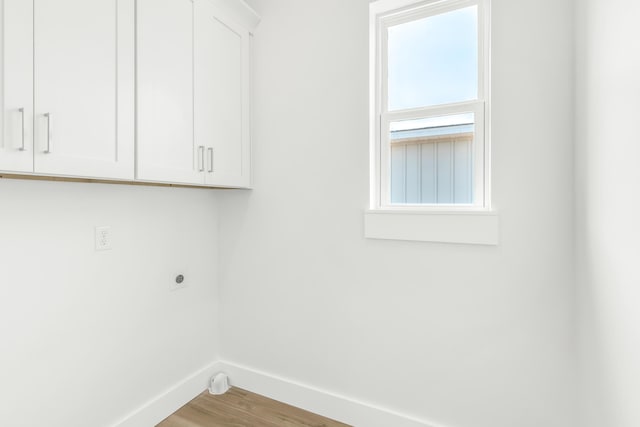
[207,0,261,32]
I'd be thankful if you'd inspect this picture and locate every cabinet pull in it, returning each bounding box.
[207,148,214,173]
[44,113,52,154]
[18,108,26,151]
[198,146,205,171]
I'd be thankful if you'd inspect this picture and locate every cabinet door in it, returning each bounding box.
[33,0,134,180]
[195,0,251,188]
[137,0,202,185]
[0,0,33,173]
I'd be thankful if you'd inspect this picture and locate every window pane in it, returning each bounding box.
[390,113,475,205]
[388,6,478,111]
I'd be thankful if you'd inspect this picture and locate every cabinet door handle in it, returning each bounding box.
[207,148,214,173]
[198,146,205,171]
[44,113,52,154]
[18,108,26,151]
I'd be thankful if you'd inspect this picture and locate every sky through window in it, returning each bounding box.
[387,5,478,111]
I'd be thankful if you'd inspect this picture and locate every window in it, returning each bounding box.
[370,0,490,211]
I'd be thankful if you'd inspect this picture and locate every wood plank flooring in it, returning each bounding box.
[157,387,351,427]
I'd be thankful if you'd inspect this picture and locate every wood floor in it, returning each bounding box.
[157,387,351,427]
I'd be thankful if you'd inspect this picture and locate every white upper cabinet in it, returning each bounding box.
[139,0,257,187]
[0,0,34,173]
[0,0,258,187]
[195,0,251,188]
[33,0,135,180]
[137,0,201,185]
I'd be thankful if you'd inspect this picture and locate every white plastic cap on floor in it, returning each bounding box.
[208,372,230,395]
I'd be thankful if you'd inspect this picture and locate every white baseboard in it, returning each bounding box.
[111,361,222,427]
[218,360,450,427]
[108,359,453,427]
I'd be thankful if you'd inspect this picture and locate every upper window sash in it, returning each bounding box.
[377,0,486,114]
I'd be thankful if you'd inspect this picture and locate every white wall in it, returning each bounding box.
[219,1,576,426]
[576,0,640,426]
[0,180,220,427]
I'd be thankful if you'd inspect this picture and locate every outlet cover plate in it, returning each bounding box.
[95,226,112,251]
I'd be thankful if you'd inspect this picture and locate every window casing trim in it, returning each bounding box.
[370,0,491,212]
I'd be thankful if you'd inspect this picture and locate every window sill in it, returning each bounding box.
[364,209,499,245]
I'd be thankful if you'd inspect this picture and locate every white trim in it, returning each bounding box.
[369,2,382,209]
[204,0,260,32]
[110,361,222,427]
[370,0,491,210]
[371,0,450,16]
[380,0,480,28]
[219,361,453,427]
[481,0,492,208]
[383,100,482,122]
[364,210,499,245]
[106,359,471,427]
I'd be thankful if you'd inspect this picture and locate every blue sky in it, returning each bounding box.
[388,5,478,111]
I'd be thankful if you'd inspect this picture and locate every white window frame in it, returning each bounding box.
[370,0,491,212]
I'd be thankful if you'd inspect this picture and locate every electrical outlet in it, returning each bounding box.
[95,226,112,251]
